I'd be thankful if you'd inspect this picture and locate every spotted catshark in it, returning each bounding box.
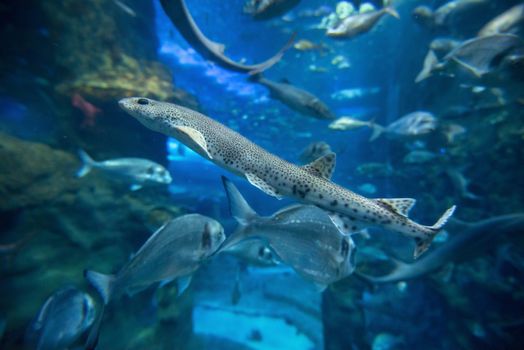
[160,0,295,74]
[119,97,456,258]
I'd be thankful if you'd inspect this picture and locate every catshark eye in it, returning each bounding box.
[137,98,149,105]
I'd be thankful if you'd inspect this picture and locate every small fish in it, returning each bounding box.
[478,3,524,37]
[243,0,301,20]
[416,34,523,82]
[77,149,172,191]
[403,150,437,164]
[298,141,332,164]
[223,239,279,267]
[330,87,381,100]
[25,286,96,350]
[441,123,466,144]
[429,37,461,56]
[71,93,102,128]
[328,116,383,141]
[85,214,225,304]
[326,7,399,40]
[413,0,488,29]
[372,332,404,350]
[445,168,479,200]
[293,39,326,52]
[220,177,356,290]
[250,74,335,120]
[357,183,377,195]
[113,0,136,17]
[377,111,438,139]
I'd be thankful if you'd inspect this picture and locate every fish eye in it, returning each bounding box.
[137,98,149,105]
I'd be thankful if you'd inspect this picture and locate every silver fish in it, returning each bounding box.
[77,149,172,191]
[299,141,332,164]
[416,34,523,82]
[220,177,356,289]
[251,74,335,120]
[326,7,399,39]
[413,0,487,28]
[243,0,301,20]
[120,97,455,258]
[85,214,225,304]
[382,111,438,139]
[357,214,524,284]
[403,150,437,164]
[25,286,96,350]
[329,116,383,141]
[429,37,461,56]
[478,3,524,37]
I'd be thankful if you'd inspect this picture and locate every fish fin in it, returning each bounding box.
[415,50,439,83]
[451,57,485,78]
[176,275,192,296]
[84,304,105,350]
[77,149,95,177]
[222,176,259,225]
[369,124,385,141]
[245,172,283,199]
[354,271,379,288]
[174,126,213,160]
[326,211,366,235]
[375,198,416,217]
[301,152,336,180]
[384,7,400,19]
[414,205,456,259]
[130,184,142,191]
[84,270,114,305]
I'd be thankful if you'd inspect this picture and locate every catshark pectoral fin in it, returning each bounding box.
[375,198,416,217]
[327,211,367,236]
[174,126,213,159]
[301,152,336,180]
[245,172,283,199]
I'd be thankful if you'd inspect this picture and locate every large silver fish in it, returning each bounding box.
[25,286,96,350]
[357,214,524,284]
[250,74,335,120]
[478,3,524,37]
[120,97,455,258]
[326,7,399,39]
[220,177,356,289]
[415,34,523,82]
[77,149,172,191]
[373,111,438,140]
[85,214,225,304]
[159,0,294,74]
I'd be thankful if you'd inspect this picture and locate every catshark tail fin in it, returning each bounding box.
[77,149,96,177]
[413,205,456,259]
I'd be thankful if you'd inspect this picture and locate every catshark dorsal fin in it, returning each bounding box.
[174,126,213,159]
[301,152,336,180]
[375,198,416,217]
[245,172,283,199]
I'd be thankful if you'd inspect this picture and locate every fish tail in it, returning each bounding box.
[414,205,456,259]
[384,7,400,19]
[369,123,385,141]
[77,149,95,177]
[84,270,115,305]
[84,304,105,350]
[248,32,297,75]
[415,50,439,83]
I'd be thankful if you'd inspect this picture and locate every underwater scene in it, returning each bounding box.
[1,0,524,349]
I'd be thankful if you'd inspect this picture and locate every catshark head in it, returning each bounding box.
[119,97,192,134]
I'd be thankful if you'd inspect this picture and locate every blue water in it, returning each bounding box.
[1,0,524,349]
